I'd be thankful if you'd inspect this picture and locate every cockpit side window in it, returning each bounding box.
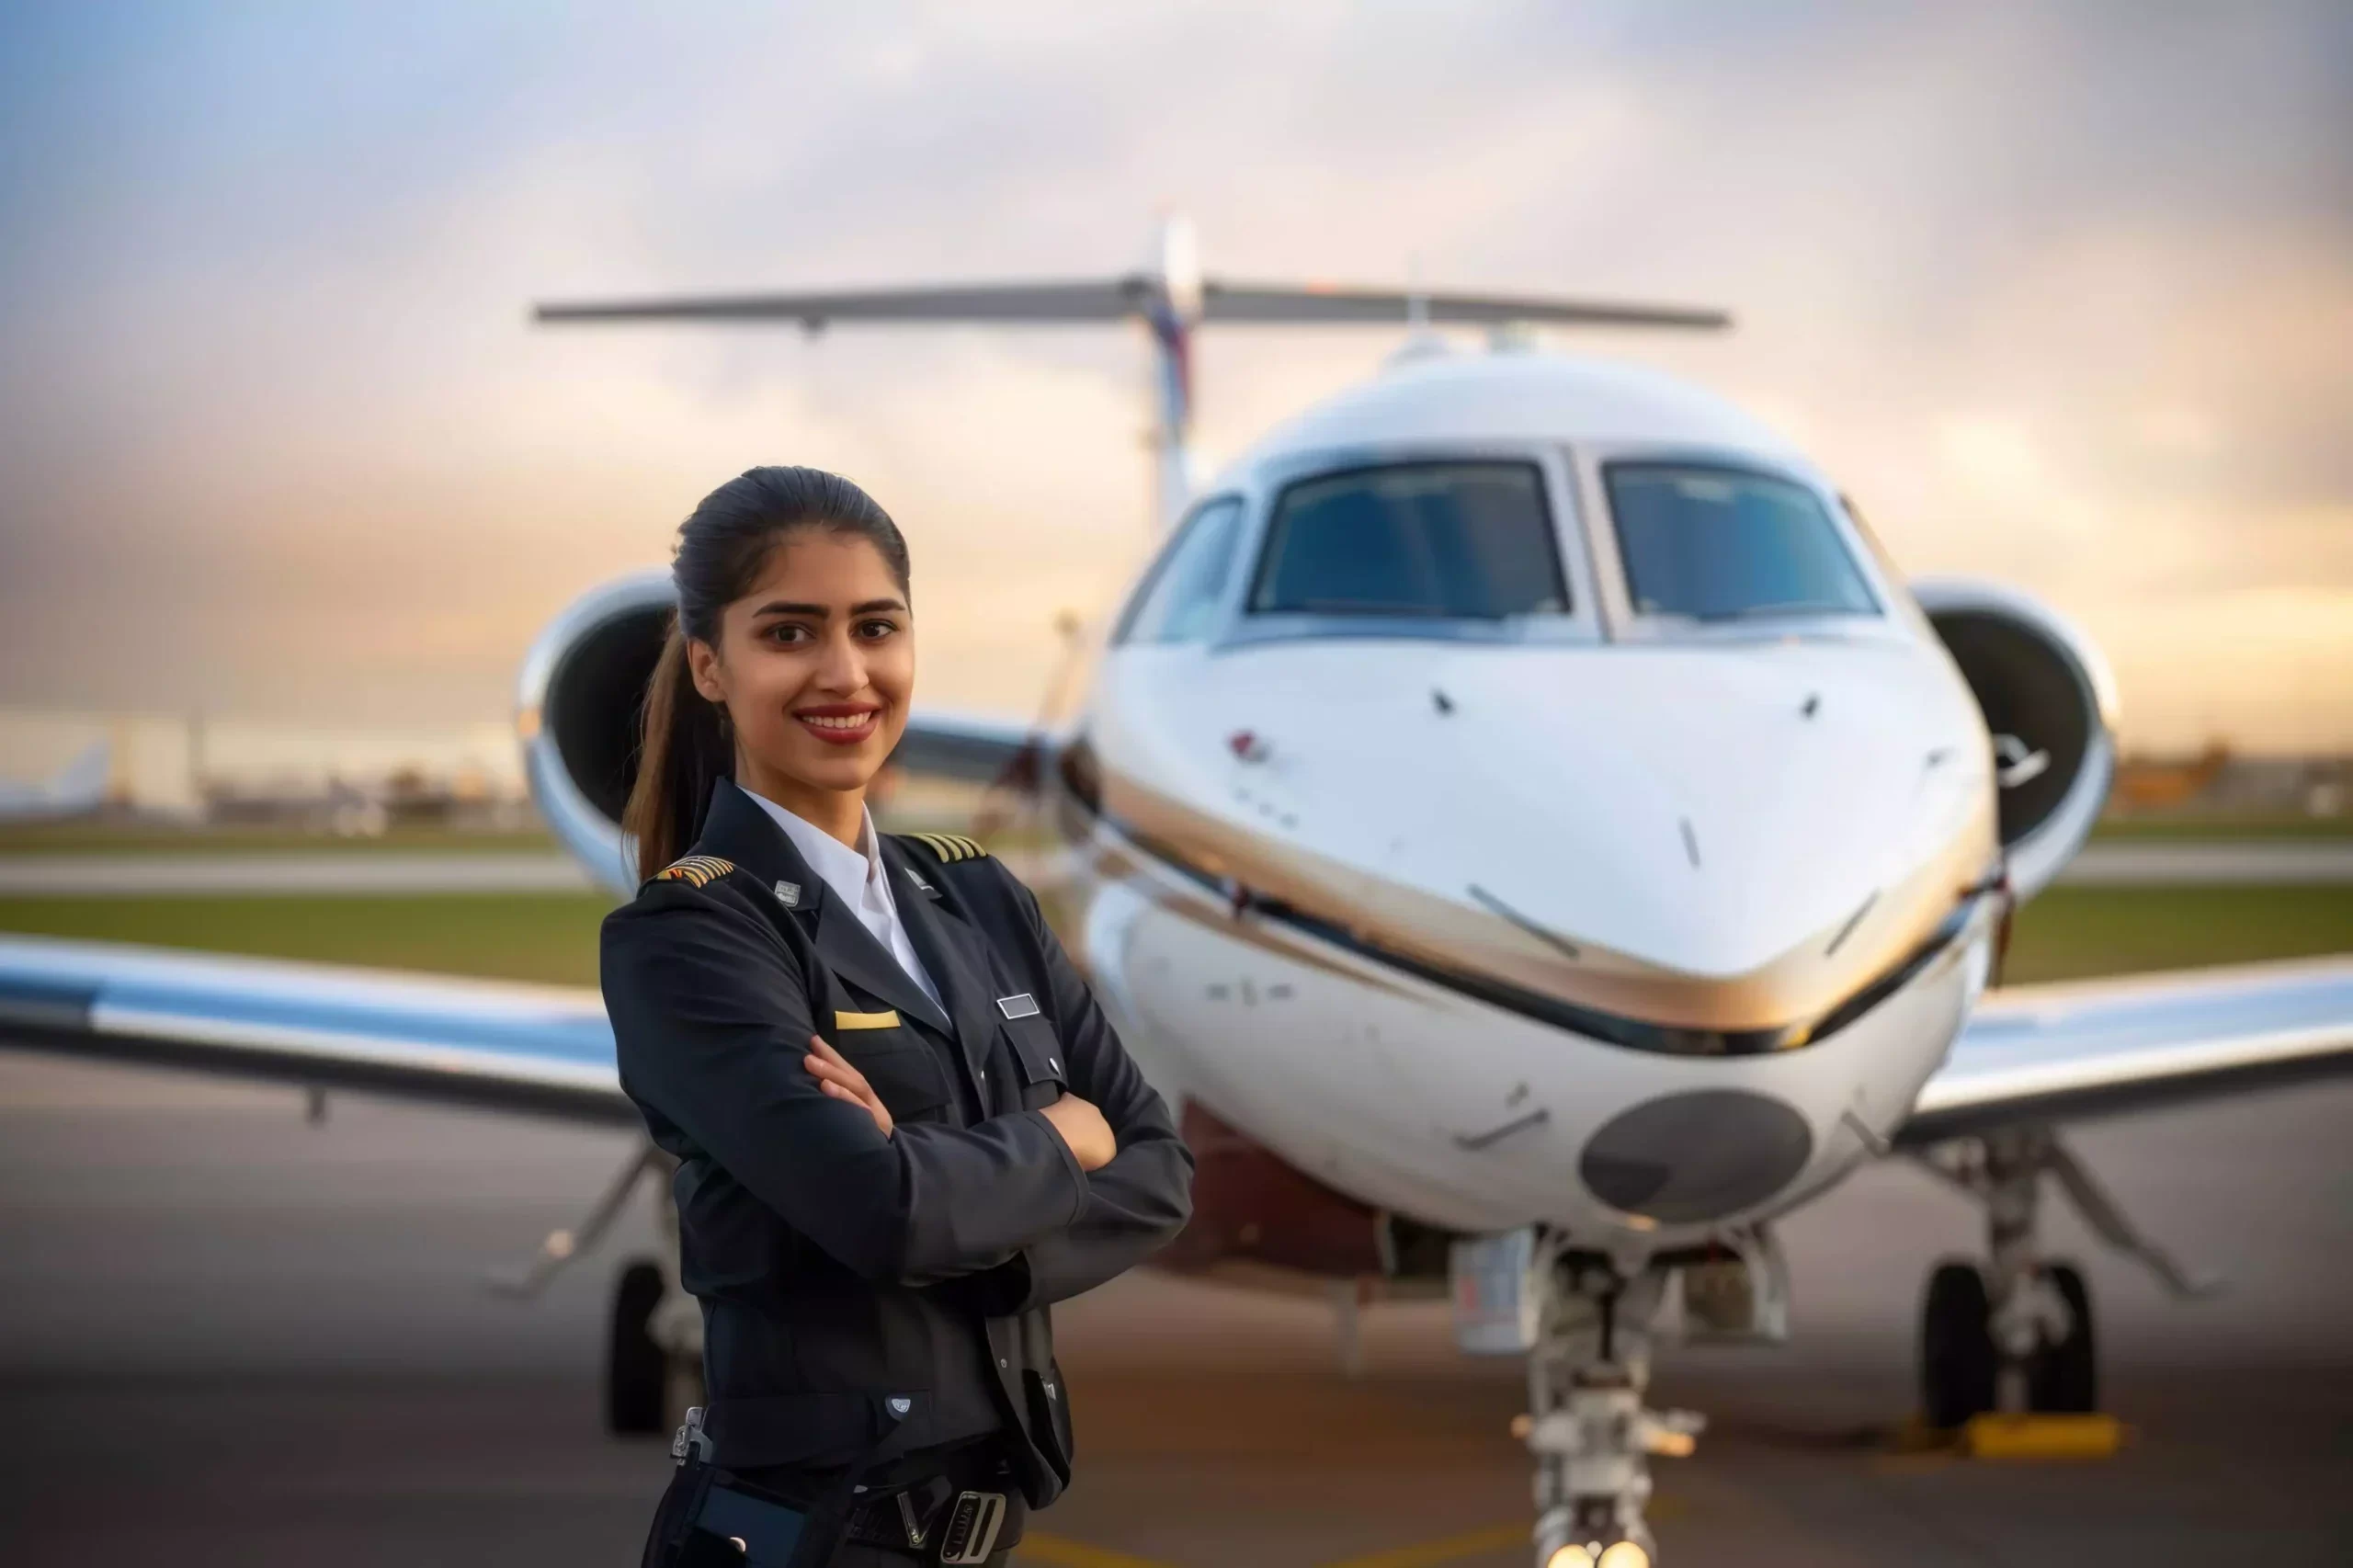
[1247,461,1568,619]
[1112,495,1246,645]
[1604,461,1881,623]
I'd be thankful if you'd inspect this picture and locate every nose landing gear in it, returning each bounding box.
[1495,1238,1700,1568]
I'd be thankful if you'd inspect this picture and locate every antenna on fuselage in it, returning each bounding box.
[532,222,1733,531]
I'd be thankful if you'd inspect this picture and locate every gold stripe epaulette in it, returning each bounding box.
[653,855,738,889]
[901,831,989,864]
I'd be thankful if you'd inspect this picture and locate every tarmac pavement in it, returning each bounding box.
[1,1050,2348,1566]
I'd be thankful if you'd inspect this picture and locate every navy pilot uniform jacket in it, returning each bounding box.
[600,779,1194,1507]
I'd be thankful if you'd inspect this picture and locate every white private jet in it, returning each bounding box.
[0,740,111,822]
[5,221,2349,1566]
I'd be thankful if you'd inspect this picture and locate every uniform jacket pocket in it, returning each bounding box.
[835,1027,950,1119]
[1001,1013,1068,1103]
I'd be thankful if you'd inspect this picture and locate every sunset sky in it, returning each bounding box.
[2,1,2347,755]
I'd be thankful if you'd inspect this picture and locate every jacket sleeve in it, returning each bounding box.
[977,869,1196,1312]
[601,888,1087,1288]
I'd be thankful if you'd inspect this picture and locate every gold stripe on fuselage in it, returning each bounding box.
[1088,764,1995,1034]
[1082,839,1433,1003]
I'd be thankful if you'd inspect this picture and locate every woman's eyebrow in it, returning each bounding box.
[749,597,908,619]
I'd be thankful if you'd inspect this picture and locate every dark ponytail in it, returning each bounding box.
[623,466,910,880]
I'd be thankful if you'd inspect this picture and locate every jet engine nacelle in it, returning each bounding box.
[516,572,1044,897]
[516,571,677,896]
[1913,577,2119,902]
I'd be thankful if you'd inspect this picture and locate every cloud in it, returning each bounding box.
[0,0,2347,749]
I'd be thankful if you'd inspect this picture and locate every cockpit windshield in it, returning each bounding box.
[1248,461,1569,620]
[1604,461,1880,623]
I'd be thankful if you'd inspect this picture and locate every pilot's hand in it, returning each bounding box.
[805,1034,892,1139]
[1039,1093,1116,1172]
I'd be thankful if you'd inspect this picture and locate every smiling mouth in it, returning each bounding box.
[796,708,881,745]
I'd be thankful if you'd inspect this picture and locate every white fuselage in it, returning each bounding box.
[1048,351,2004,1254]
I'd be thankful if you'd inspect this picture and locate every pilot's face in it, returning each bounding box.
[688,528,913,809]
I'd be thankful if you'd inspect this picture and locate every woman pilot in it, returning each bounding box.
[601,466,1194,1566]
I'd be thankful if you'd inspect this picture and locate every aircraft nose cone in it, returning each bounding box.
[1579,1090,1813,1222]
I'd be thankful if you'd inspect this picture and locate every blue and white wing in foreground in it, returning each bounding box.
[0,935,628,1124]
[1900,956,2353,1145]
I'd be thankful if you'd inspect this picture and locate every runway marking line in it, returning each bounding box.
[1313,1521,1529,1568]
[1015,1532,1186,1568]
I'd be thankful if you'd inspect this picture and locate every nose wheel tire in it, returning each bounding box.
[607,1258,669,1435]
[1920,1260,1997,1429]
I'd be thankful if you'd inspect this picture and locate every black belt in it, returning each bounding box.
[674,1427,1018,1567]
[672,1474,1012,1566]
[842,1473,1017,1562]
[837,1435,1020,1562]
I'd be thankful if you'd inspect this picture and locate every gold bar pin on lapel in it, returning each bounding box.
[835,1009,902,1030]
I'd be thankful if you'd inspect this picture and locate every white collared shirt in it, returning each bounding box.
[735,783,944,1015]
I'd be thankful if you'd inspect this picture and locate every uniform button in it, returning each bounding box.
[998,1358,1008,1368]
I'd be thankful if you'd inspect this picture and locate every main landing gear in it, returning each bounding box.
[1914,1126,2216,1431]
[487,1135,707,1436]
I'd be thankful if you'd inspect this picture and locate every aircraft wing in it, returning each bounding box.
[893,710,1051,787]
[537,280,1146,325]
[536,278,1728,332]
[1898,956,2353,1145]
[0,715,1048,1111]
[1199,282,1728,331]
[0,935,631,1126]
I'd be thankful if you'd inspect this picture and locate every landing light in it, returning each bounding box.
[1543,1548,1594,1568]
[1597,1544,1651,1568]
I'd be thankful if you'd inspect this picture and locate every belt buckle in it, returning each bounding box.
[935,1490,1006,1564]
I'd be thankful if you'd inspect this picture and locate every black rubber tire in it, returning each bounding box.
[1921,1260,1998,1430]
[2028,1261,2098,1414]
[607,1259,668,1436]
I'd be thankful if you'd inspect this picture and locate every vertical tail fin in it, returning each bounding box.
[533,224,1729,537]
[1143,213,1202,530]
